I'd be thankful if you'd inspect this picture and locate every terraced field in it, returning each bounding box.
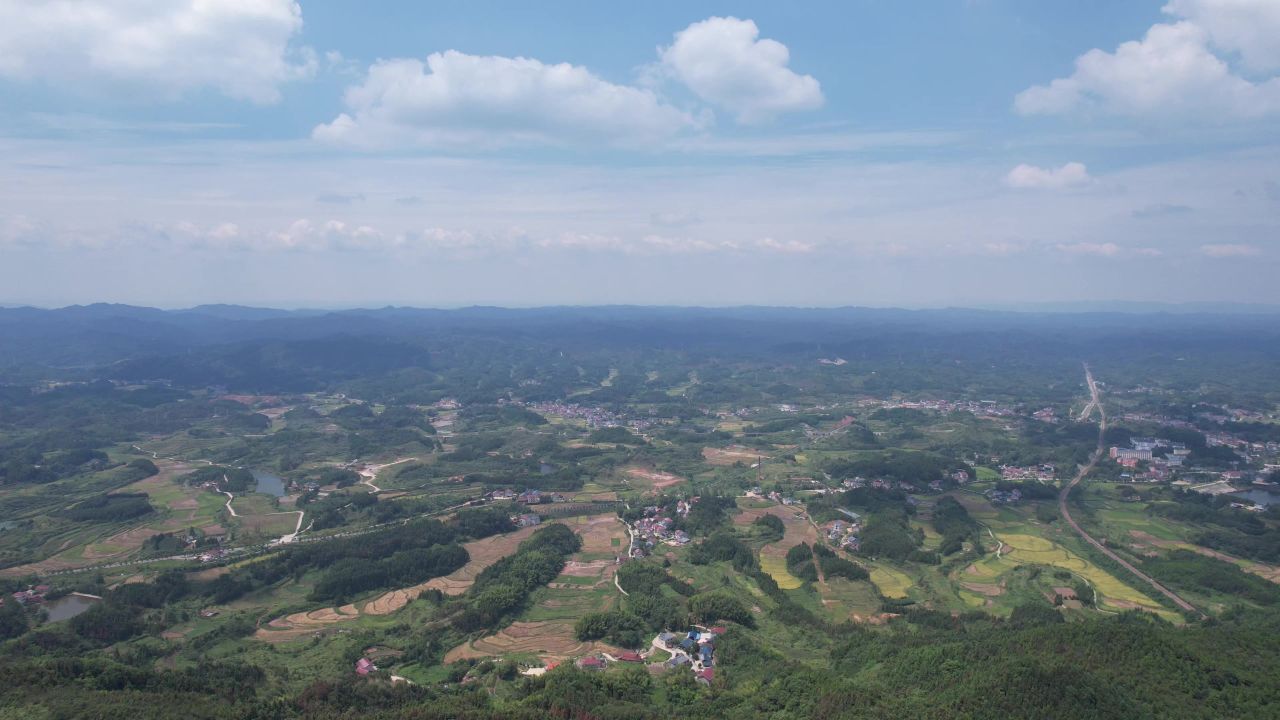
[254,524,541,642]
[963,532,1169,615]
[735,503,816,590]
[444,514,627,663]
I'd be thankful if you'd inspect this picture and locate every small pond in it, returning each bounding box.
[45,593,100,622]
[1231,489,1280,507]
[252,470,287,497]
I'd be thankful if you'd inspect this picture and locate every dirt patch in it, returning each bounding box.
[187,566,231,582]
[702,445,769,466]
[623,467,686,491]
[961,582,1004,597]
[850,612,897,625]
[561,560,612,577]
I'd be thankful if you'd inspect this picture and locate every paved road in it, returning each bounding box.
[1058,364,1203,617]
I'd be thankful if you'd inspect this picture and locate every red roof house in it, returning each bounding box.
[615,651,643,662]
[355,658,376,676]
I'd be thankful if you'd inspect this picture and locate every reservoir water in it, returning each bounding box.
[252,470,287,497]
[45,593,100,622]
[1231,489,1280,507]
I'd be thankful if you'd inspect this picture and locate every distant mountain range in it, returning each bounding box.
[3,303,1279,389]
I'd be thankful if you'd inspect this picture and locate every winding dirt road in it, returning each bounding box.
[1058,364,1202,617]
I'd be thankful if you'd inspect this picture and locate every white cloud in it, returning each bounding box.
[981,242,1026,256]
[1201,242,1262,256]
[1015,1,1280,118]
[1055,242,1121,257]
[314,51,699,148]
[658,16,823,123]
[0,0,314,103]
[755,237,814,254]
[1165,0,1280,73]
[1005,162,1091,189]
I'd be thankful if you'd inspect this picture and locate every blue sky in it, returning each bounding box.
[1,0,1278,308]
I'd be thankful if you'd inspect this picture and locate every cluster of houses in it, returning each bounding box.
[825,514,861,552]
[745,487,800,506]
[1110,437,1190,477]
[523,400,661,432]
[575,650,645,672]
[513,513,541,528]
[986,487,1023,505]
[486,489,568,505]
[658,626,722,683]
[861,397,1021,420]
[840,476,933,494]
[197,547,228,564]
[999,464,1056,482]
[1032,407,1058,423]
[631,509,691,556]
[1117,411,1280,463]
[10,584,50,605]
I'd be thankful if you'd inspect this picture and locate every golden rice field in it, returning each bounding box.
[994,533,1166,613]
[868,564,913,599]
[759,556,803,590]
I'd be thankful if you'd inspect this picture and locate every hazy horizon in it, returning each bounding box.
[6,299,1280,317]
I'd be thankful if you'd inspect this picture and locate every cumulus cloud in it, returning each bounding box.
[1166,0,1280,73]
[1005,162,1092,189]
[0,0,314,103]
[1201,243,1262,257]
[314,51,699,148]
[1015,2,1280,118]
[658,17,823,123]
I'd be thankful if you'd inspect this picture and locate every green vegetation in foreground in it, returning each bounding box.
[3,307,1280,718]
